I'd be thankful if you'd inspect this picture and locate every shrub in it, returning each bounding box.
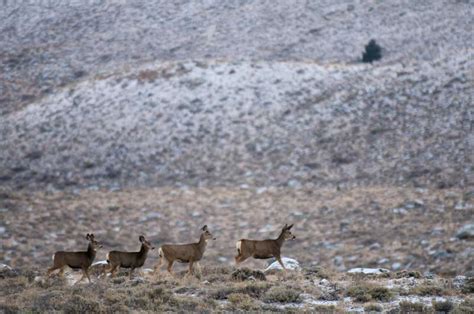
[409,283,445,296]
[346,283,394,302]
[209,282,270,300]
[432,300,453,313]
[365,303,383,312]
[362,39,382,63]
[167,296,211,312]
[452,298,474,314]
[304,266,333,279]
[461,277,474,294]
[231,268,266,281]
[264,286,301,303]
[312,304,343,313]
[394,270,422,279]
[227,293,259,310]
[399,301,429,313]
[63,295,103,313]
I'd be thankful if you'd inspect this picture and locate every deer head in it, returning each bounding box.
[86,233,103,250]
[281,224,296,240]
[201,225,216,241]
[139,235,155,250]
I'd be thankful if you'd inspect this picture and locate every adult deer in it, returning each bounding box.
[235,224,296,270]
[47,233,102,284]
[105,235,155,279]
[155,225,216,275]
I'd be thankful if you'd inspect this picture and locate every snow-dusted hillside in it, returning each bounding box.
[0,55,472,190]
[0,0,472,190]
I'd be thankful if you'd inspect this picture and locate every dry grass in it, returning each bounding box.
[3,186,471,277]
[346,282,394,303]
[398,301,429,313]
[0,265,471,313]
[409,283,447,296]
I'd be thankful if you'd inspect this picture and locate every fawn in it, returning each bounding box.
[105,235,155,279]
[47,233,102,284]
[235,224,295,270]
[155,225,216,275]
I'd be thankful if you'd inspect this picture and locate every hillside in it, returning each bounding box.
[1,0,473,190]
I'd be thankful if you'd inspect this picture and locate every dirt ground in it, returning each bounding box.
[1,186,472,276]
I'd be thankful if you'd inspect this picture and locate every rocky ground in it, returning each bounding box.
[2,187,473,276]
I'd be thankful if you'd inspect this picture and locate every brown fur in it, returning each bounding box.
[155,225,215,275]
[105,235,155,279]
[235,224,295,270]
[47,233,102,284]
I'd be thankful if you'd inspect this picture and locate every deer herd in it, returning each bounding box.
[47,224,296,284]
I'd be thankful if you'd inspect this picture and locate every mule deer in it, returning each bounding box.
[155,225,216,275]
[47,233,102,284]
[105,235,155,279]
[235,224,295,270]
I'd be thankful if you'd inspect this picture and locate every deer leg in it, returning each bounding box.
[154,256,163,274]
[276,256,287,271]
[110,265,119,278]
[75,271,86,285]
[85,269,91,283]
[166,260,174,274]
[47,266,60,277]
[188,261,194,276]
[129,268,135,280]
[59,266,65,277]
[195,262,202,276]
[235,254,248,265]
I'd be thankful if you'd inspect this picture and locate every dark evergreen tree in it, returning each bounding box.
[362,39,382,63]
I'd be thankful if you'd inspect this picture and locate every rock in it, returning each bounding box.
[218,256,228,263]
[391,262,402,270]
[453,275,466,289]
[455,224,474,240]
[265,257,301,272]
[333,256,345,271]
[0,263,12,271]
[347,268,390,275]
[231,268,266,281]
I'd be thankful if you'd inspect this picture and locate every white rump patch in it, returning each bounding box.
[236,241,242,253]
[158,247,163,257]
[106,253,109,261]
[52,253,55,261]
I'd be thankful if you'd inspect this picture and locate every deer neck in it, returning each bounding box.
[276,231,286,247]
[197,234,208,253]
[138,244,149,260]
[86,243,96,261]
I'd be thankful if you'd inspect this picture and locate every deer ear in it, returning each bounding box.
[86,233,90,240]
[90,233,95,239]
[288,224,294,230]
[202,225,208,231]
[139,235,145,242]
